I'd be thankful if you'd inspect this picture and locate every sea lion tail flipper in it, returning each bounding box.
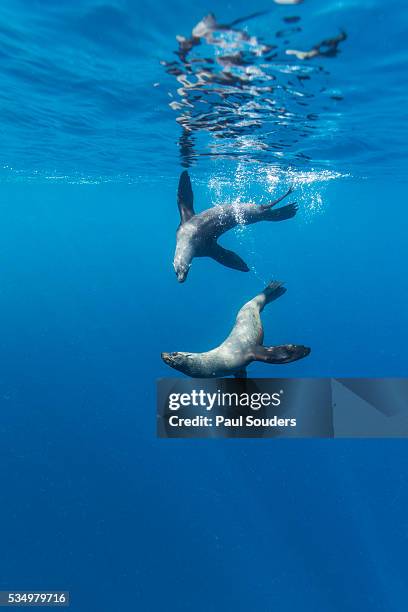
[252,344,311,364]
[254,280,286,310]
[207,243,249,272]
[177,171,195,224]
[262,280,287,303]
[262,185,294,210]
[263,202,298,221]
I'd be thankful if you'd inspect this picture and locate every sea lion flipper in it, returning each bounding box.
[208,243,250,272]
[252,344,311,364]
[260,280,286,304]
[261,185,294,210]
[177,171,195,224]
[263,202,298,221]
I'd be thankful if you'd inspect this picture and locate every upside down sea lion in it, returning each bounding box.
[173,171,297,282]
[161,281,310,377]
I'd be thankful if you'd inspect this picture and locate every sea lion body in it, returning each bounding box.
[173,293,264,377]
[162,281,310,377]
[173,171,297,282]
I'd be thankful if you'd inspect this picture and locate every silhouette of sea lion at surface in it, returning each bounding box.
[161,10,347,167]
[286,31,347,60]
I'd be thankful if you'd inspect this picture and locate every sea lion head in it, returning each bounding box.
[161,351,194,374]
[173,227,194,282]
[173,259,190,283]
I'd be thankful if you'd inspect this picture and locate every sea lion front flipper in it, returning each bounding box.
[252,344,311,364]
[207,243,250,272]
[177,171,195,224]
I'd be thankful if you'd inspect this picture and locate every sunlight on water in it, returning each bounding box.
[266,166,348,221]
[0,0,405,179]
[208,163,346,210]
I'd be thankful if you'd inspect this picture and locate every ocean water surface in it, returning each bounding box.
[0,0,408,610]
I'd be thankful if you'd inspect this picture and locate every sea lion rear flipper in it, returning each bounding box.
[252,344,311,364]
[261,185,294,210]
[263,202,298,221]
[177,171,195,224]
[207,243,249,272]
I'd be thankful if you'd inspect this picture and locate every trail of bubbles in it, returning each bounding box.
[265,166,348,222]
[208,163,348,215]
[206,162,348,280]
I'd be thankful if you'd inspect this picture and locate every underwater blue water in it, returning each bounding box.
[0,1,408,610]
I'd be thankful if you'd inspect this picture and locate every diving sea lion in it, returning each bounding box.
[161,281,310,378]
[173,172,297,282]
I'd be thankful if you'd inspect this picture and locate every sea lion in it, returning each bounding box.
[173,171,297,282]
[161,281,310,378]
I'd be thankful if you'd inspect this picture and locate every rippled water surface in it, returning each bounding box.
[0,0,407,180]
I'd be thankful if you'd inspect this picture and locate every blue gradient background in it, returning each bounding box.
[0,0,408,610]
